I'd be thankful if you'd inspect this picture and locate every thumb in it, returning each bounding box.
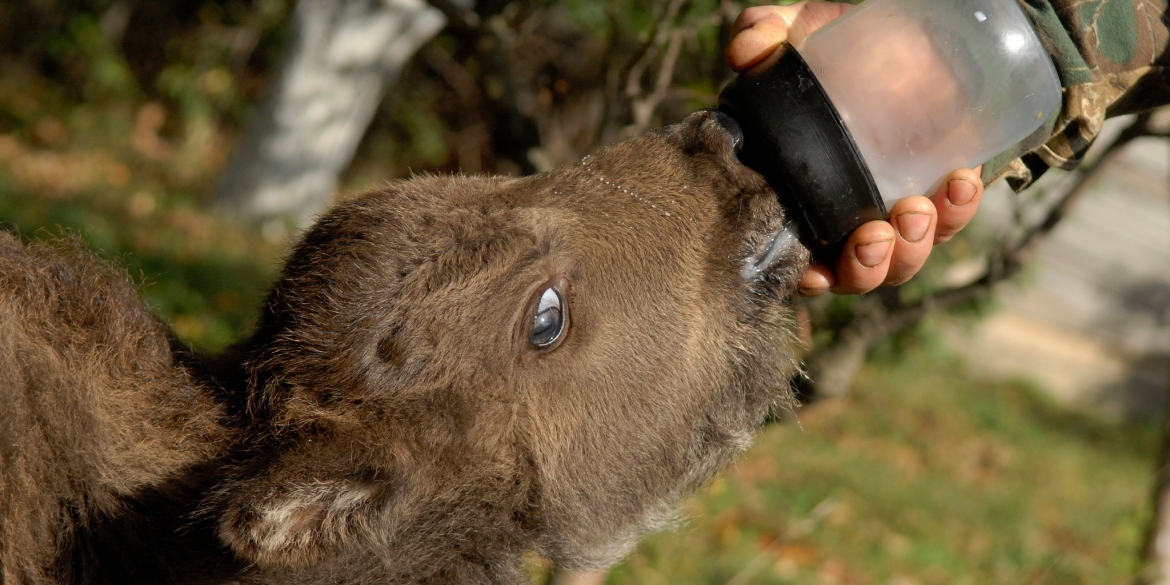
[726,2,851,72]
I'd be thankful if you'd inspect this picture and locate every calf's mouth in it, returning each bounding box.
[742,223,800,282]
[703,111,805,287]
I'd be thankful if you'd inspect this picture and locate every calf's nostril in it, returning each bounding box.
[714,111,744,153]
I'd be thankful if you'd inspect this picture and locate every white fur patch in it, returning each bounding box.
[253,480,377,554]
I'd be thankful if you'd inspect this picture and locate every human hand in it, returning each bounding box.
[725,2,985,296]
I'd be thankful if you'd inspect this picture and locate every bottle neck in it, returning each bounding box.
[717,44,885,249]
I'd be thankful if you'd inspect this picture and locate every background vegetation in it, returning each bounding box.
[0,1,1161,583]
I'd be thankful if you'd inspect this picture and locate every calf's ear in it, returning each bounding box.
[210,458,403,567]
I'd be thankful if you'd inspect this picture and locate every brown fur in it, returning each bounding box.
[0,111,809,584]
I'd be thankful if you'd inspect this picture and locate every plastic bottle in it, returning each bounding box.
[718,0,1062,248]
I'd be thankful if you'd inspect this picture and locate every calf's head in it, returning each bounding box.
[211,110,810,573]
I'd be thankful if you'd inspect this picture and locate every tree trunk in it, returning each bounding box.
[214,0,447,230]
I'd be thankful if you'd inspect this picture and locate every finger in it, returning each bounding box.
[726,5,799,72]
[884,196,938,285]
[831,220,895,295]
[797,263,836,297]
[784,1,851,45]
[730,4,801,37]
[931,167,983,244]
[726,2,851,72]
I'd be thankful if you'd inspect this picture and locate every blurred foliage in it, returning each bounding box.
[351,0,751,180]
[0,0,292,352]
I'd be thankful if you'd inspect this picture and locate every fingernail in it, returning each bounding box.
[948,179,977,207]
[896,212,930,243]
[854,239,892,268]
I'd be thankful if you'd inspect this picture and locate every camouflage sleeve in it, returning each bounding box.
[983,0,1170,189]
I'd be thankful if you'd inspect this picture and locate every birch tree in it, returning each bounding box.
[214,0,449,230]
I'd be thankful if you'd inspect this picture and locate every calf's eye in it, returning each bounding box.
[531,287,565,348]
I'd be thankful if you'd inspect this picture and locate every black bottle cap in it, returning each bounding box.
[718,43,886,249]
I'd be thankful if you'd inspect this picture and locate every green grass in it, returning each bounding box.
[603,350,1158,585]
